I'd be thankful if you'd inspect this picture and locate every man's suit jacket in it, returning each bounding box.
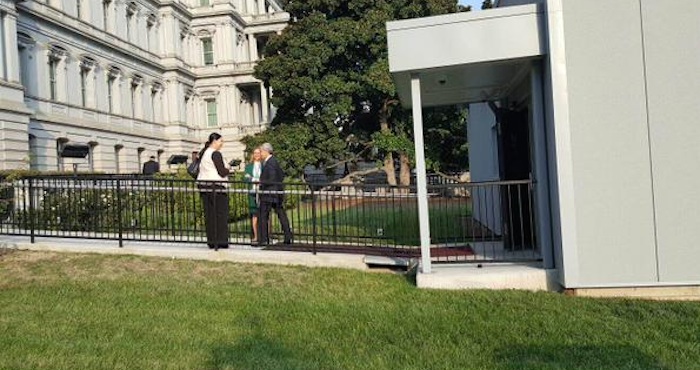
[142,160,160,175]
[259,156,285,204]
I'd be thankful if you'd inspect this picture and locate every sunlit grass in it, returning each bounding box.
[1,251,698,370]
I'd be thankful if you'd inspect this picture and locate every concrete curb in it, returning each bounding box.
[0,236,368,271]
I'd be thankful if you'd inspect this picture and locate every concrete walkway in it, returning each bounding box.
[0,236,368,271]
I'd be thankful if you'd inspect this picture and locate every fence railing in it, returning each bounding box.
[0,176,540,263]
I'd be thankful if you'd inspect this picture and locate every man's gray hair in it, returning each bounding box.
[260,143,273,154]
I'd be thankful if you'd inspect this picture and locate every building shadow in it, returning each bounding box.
[206,318,333,370]
[494,344,669,370]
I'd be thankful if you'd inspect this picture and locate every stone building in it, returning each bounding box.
[0,0,288,172]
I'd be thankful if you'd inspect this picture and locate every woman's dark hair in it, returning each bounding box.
[199,132,222,157]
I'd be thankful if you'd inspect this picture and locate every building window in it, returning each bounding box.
[200,0,210,5]
[76,0,82,19]
[206,99,218,127]
[48,58,58,100]
[107,75,115,113]
[202,38,214,66]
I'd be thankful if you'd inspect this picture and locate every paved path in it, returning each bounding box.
[0,236,368,271]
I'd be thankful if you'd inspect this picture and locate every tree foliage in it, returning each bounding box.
[251,0,468,183]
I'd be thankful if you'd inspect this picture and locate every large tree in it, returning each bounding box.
[252,0,468,184]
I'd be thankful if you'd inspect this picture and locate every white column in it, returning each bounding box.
[145,83,154,121]
[260,83,269,123]
[137,13,147,49]
[4,14,21,83]
[252,93,260,124]
[222,86,232,124]
[222,23,233,63]
[531,63,554,269]
[97,65,112,112]
[151,85,162,123]
[0,14,6,81]
[181,33,189,63]
[146,19,155,53]
[115,0,127,40]
[86,65,96,108]
[113,72,123,115]
[65,56,81,105]
[165,80,179,123]
[103,1,114,32]
[231,85,240,124]
[36,45,50,98]
[56,54,68,102]
[410,73,432,274]
[94,65,106,110]
[135,81,144,119]
[161,16,175,56]
[86,1,94,22]
[247,34,257,61]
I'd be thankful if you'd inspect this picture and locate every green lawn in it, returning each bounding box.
[276,200,471,246]
[1,251,699,370]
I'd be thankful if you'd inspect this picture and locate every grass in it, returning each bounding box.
[280,200,471,246]
[1,251,699,370]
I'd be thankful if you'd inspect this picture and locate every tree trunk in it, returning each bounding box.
[379,99,397,186]
[399,152,411,187]
[383,152,397,186]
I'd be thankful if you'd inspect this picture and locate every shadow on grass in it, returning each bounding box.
[209,337,307,370]
[495,344,669,370]
[207,318,332,370]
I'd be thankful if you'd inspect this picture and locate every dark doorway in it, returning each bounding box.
[498,108,533,249]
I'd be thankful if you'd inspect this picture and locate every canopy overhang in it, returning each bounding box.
[387,3,547,107]
[386,4,548,273]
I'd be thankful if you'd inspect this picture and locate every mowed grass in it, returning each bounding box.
[1,251,700,370]
[286,200,471,246]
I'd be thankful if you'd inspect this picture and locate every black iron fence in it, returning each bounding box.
[0,175,540,263]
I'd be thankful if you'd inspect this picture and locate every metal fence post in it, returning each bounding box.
[311,186,317,255]
[28,178,35,244]
[116,179,123,248]
[170,189,176,238]
[332,196,337,239]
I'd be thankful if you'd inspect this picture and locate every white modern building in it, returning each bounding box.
[0,0,288,173]
[388,0,700,297]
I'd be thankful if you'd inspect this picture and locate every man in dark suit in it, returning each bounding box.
[142,156,160,175]
[257,143,292,246]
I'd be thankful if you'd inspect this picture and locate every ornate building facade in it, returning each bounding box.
[0,0,288,172]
